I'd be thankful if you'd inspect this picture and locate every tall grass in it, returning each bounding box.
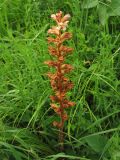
[0,0,120,159]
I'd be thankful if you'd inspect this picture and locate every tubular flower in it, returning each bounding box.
[45,11,75,151]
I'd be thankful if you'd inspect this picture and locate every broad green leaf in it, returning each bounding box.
[82,0,98,9]
[107,0,120,16]
[98,4,108,25]
[85,135,108,153]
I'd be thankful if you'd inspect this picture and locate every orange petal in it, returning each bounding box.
[53,121,62,128]
[51,14,57,21]
[61,64,73,73]
[50,80,57,90]
[60,45,73,55]
[51,104,61,115]
[62,77,69,82]
[48,27,60,35]
[47,73,57,80]
[47,37,59,43]
[56,11,63,22]
[44,60,58,67]
[61,14,71,22]
[62,112,68,121]
[61,32,72,42]
[58,56,64,62]
[63,82,74,91]
[48,46,58,56]
[63,100,75,108]
[55,91,66,100]
[50,95,59,102]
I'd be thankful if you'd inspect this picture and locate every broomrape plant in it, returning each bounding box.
[45,11,75,151]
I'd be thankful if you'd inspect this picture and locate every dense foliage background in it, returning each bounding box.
[0,0,120,159]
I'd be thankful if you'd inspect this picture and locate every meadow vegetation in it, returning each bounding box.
[0,0,120,159]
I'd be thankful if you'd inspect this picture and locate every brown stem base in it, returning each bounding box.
[59,127,64,152]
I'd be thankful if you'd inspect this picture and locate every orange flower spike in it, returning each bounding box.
[45,11,75,151]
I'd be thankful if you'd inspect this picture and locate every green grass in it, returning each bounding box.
[0,0,120,159]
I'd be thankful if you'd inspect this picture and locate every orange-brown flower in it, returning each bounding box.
[48,26,60,35]
[51,11,71,31]
[50,104,61,115]
[60,45,73,55]
[53,121,62,128]
[45,11,75,151]
[51,11,63,23]
[61,32,72,42]
[48,46,58,56]
[44,60,58,67]
[61,64,73,73]
[61,14,71,22]
[47,37,59,43]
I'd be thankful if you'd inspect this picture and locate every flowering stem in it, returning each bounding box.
[57,32,64,151]
[45,11,75,153]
